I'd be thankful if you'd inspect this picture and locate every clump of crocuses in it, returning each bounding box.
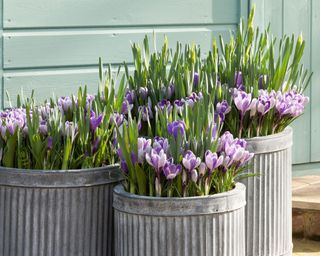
[116,91,253,197]
[0,74,126,170]
[223,87,309,137]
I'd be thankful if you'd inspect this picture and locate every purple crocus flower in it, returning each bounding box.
[58,96,74,113]
[47,136,53,150]
[121,100,133,115]
[109,112,124,126]
[39,120,48,135]
[233,89,257,116]
[234,71,244,90]
[139,87,148,100]
[145,148,167,173]
[120,160,129,174]
[153,136,169,154]
[138,137,152,163]
[218,131,234,152]
[215,100,231,122]
[157,99,173,114]
[190,169,198,182]
[182,150,201,172]
[138,105,153,122]
[167,120,185,139]
[174,99,185,115]
[205,150,224,172]
[258,75,267,89]
[90,111,104,132]
[163,160,182,180]
[198,162,207,176]
[193,72,199,88]
[124,90,135,104]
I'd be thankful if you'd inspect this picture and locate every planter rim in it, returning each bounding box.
[113,182,246,216]
[0,164,123,188]
[245,126,292,154]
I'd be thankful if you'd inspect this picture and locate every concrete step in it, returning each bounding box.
[292,175,320,240]
[293,238,320,255]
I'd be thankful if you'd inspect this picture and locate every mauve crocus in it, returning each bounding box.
[139,87,148,100]
[258,75,267,89]
[120,160,129,174]
[256,90,276,115]
[138,137,152,163]
[198,162,207,176]
[121,100,133,115]
[47,136,53,150]
[58,96,74,113]
[167,120,185,139]
[124,90,135,104]
[157,99,173,114]
[90,111,104,132]
[182,150,201,171]
[153,136,169,154]
[109,112,124,126]
[215,100,231,122]
[190,169,198,182]
[39,120,48,135]
[193,72,199,87]
[218,131,234,152]
[145,148,167,173]
[86,94,95,109]
[174,99,185,115]
[233,89,257,116]
[234,71,244,90]
[205,150,223,172]
[163,160,182,180]
[138,105,153,121]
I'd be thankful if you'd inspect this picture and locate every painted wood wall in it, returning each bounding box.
[0,0,247,107]
[0,0,318,167]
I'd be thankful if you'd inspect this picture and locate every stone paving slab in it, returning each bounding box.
[293,175,320,210]
[293,238,320,255]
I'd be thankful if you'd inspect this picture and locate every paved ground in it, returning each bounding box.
[293,238,320,255]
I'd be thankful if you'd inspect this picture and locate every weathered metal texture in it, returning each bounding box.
[243,127,293,256]
[0,165,123,256]
[113,183,246,256]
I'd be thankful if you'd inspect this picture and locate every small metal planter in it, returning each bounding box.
[0,165,123,256]
[113,183,246,256]
[243,127,293,256]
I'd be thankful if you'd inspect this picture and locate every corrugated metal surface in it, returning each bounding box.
[0,166,123,256]
[113,183,246,256]
[243,128,293,256]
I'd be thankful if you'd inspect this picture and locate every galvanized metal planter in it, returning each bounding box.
[243,127,293,256]
[113,183,246,256]
[0,165,123,256]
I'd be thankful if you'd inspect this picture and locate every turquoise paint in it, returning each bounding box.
[1,0,319,170]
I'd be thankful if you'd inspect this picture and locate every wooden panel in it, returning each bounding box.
[3,69,100,108]
[0,0,3,109]
[3,0,239,28]
[3,26,234,69]
[310,0,320,162]
[283,0,311,164]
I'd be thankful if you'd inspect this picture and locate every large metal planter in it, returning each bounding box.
[113,183,246,256]
[243,127,293,256]
[0,165,123,256]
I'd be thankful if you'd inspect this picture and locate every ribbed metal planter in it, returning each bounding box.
[0,165,123,256]
[243,127,293,256]
[113,183,246,256]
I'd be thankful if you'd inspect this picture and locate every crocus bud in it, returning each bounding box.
[199,162,207,176]
[191,169,198,183]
